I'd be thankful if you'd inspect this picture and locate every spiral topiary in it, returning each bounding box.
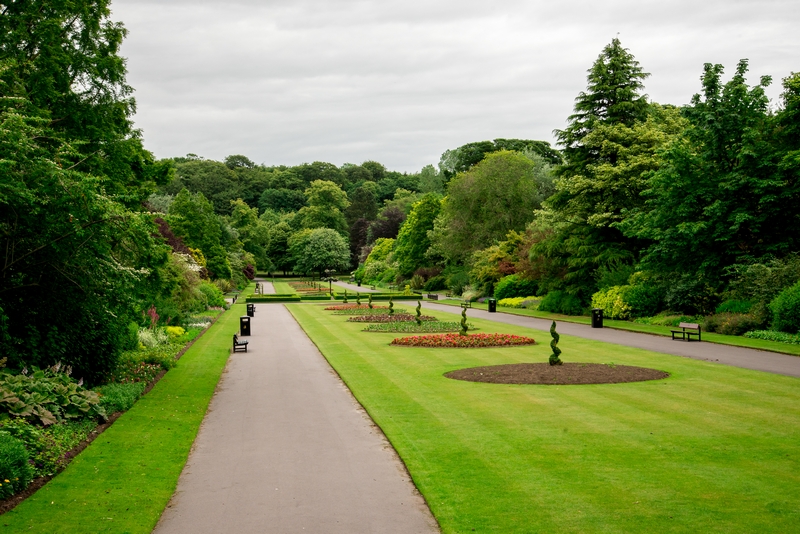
[416,300,422,326]
[549,321,562,365]
[388,296,394,315]
[343,290,348,304]
[368,293,373,309]
[356,293,361,305]
[460,305,468,336]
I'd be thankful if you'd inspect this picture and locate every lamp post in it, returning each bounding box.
[324,269,333,296]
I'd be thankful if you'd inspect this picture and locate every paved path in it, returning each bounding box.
[422,302,800,378]
[253,279,276,294]
[332,281,379,293]
[153,304,438,533]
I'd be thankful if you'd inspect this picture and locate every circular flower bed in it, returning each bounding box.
[347,313,437,323]
[390,333,536,348]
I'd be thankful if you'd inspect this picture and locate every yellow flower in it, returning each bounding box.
[3,479,8,483]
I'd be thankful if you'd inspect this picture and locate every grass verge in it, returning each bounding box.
[432,300,800,356]
[288,303,800,533]
[0,285,253,533]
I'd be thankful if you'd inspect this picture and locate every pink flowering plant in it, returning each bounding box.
[390,332,536,348]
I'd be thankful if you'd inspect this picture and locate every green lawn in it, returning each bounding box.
[1,285,253,533]
[433,300,800,356]
[289,303,800,533]
[271,278,300,294]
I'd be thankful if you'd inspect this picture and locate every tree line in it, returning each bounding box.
[2,0,799,386]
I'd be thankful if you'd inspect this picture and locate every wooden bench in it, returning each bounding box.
[671,322,701,342]
[427,293,439,300]
[233,334,249,352]
[462,300,472,308]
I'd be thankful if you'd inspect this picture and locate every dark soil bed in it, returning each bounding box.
[445,363,669,385]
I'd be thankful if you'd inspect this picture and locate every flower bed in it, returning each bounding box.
[332,306,408,315]
[363,321,474,333]
[325,304,387,311]
[347,313,437,323]
[390,332,536,348]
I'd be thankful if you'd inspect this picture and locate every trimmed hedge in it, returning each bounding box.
[246,295,302,303]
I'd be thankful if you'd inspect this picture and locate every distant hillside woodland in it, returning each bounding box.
[2,0,800,387]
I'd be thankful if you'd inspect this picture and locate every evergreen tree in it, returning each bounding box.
[541,38,661,298]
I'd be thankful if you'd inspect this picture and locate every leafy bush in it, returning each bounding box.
[715,299,753,314]
[0,433,33,498]
[165,326,185,338]
[95,382,147,414]
[702,313,763,336]
[744,330,800,345]
[446,270,470,296]
[591,286,633,320]
[498,296,539,308]
[409,274,425,290]
[198,281,226,308]
[663,275,719,315]
[137,327,169,348]
[0,363,105,426]
[538,291,584,315]
[423,275,447,291]
[770,281,800,333]
[624,281,666,317]
[494,275,539,300]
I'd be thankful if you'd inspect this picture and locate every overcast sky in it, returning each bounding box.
[112,0,798,172]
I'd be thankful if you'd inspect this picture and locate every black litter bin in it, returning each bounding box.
[247,303,255,317]
[591,308,604,328]
[240,315,251,336]
[488,298,497,313]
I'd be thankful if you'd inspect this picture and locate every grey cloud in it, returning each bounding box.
[113,0,799,171]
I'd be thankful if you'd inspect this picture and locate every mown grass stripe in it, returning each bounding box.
[288,303,800,533]
[1,286,252,533]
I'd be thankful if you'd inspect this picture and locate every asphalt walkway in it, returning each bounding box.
[153,303,438,533]
[332,281,379,293]
[422,301,800,378]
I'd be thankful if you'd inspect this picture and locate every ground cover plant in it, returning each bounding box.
[288,303,800,533]
[0,289,252,532]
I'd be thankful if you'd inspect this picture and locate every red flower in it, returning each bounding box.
[390,333,536,348]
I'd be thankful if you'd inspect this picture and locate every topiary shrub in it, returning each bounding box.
[538,291,584,316]
[494,275,539,300]
[770,281,800,333]
[549,321,562,366]
[0,433,34,498]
